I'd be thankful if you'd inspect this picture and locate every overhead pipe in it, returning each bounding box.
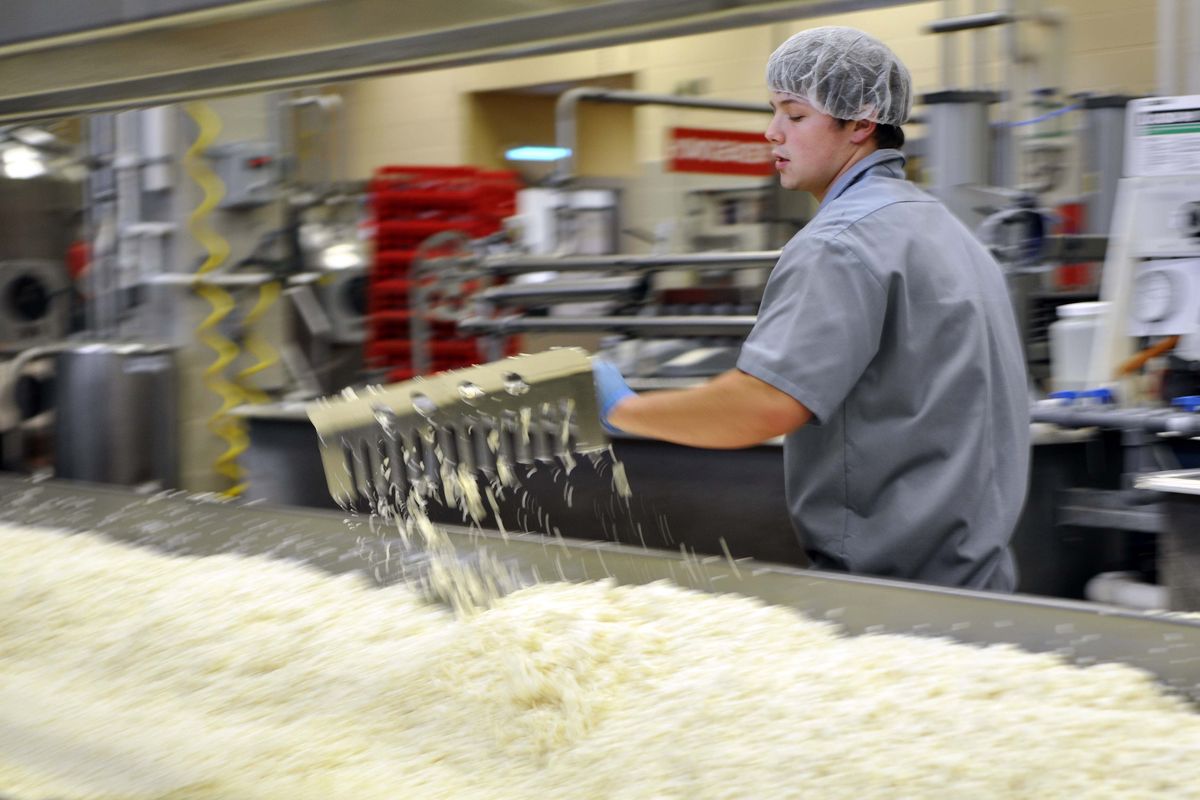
[929,10,1016,34]
[1001,0,1020,188]
[553,87,770,186]
[930,0,1065,188]
[459,315,757,338]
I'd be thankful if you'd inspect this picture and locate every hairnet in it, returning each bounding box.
[766,26,912,126]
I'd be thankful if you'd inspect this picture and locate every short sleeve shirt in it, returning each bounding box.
[736,149,1030,591]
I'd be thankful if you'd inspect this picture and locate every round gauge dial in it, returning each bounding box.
[1133,269,1176,323]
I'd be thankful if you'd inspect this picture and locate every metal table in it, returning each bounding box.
[1136,469,1200,612]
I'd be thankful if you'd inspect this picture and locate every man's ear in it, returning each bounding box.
[849,119,875,145]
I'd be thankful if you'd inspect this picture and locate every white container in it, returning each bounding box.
[1049,301,1109,393]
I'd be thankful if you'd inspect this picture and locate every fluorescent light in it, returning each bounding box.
[13,127,55,146]
[505,146,571,162]
[320,242,363,270]
[2,145,46,179]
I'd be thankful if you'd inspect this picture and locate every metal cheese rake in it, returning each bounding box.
[307,348,608,511]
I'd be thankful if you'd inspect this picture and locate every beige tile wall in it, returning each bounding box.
[339,0,1159,178]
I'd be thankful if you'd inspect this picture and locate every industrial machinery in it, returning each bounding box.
[282,265,367,396]
[454,250,767,380]
[683,180,812,252]
[1088,94,1200,402]
[0,96,374,494]
[0,259,73,463]
[0,260,70,353]
[0,164,81,474]
[295,214,368,346]
[0,0,1174,612]
[1028,95,1200,610]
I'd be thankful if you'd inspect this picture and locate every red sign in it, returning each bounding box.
[668,127,773,176]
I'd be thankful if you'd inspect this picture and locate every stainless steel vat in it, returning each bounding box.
[0,475,1198,704]
[53,342,178,487]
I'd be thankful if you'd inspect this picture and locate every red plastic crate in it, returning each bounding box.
[366,339,480,359]
[367,279,415,311]
[370,166,519,193]
[369,311,457,340]
[369,166,484,194]
[477,169,521,186]
[375,165,480,179]
[372,250,417,281]
[373,220,466,251]
[365,164,521,379]
[372,190,481,219]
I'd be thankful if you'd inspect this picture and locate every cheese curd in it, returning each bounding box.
[1,524,1199,799]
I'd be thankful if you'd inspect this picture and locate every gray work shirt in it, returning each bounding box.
[737,149,1030,591]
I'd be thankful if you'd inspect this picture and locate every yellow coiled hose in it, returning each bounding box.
[236,280,282,405]
[183,101,249,497]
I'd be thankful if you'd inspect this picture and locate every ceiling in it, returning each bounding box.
[0,0,915,123]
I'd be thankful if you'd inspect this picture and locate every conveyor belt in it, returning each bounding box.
[2,474,1199,704]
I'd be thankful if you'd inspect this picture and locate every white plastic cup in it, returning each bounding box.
[1049,301,1109,393]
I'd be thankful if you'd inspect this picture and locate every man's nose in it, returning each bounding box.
[764,116,783,144]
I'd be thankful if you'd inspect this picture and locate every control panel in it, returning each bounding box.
[207,140,278,209]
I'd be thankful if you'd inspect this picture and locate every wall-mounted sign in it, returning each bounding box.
[668,127,773,176]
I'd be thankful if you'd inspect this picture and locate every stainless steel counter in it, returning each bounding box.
[1136,470,1200,613]
[2,474,1199,704]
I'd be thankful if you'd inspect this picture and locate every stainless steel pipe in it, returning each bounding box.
[482,251,781,276]
[928,10,1015,33]
[553,87,770,185]
[460,314,757,337]
[1031,405,1200,437]
[476,276,645,306]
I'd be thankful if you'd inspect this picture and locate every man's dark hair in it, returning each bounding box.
[873,123,905,149]
[836,119,905,150]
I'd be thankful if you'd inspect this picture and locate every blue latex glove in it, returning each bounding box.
[592,358,635,434]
